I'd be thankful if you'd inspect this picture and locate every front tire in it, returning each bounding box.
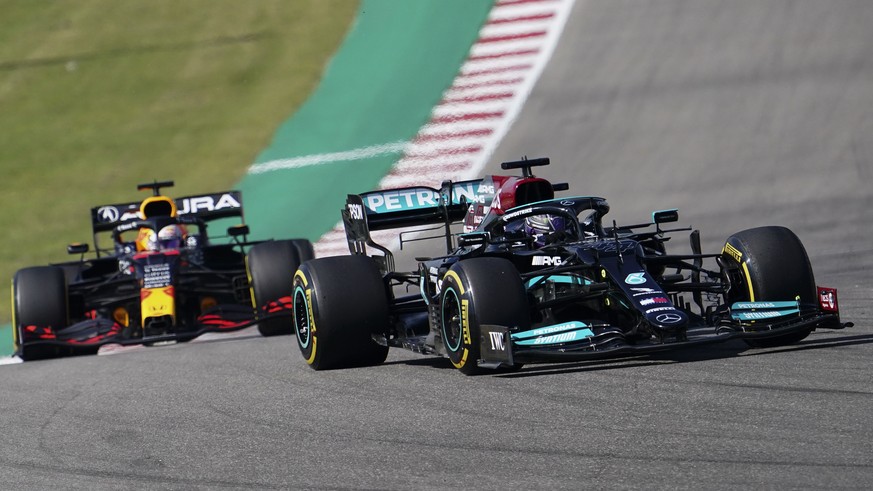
[439,258,530,375]
[12,266,69,361]
[722,226,816,347]
[248,240,308,336]
[293,255,389,370]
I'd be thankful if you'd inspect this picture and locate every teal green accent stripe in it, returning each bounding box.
[511,321,591,341]
[238,0,493,241]
[731,301,799,310]
[526,275,589,288]
[0,324,12,357]
[730,301,800,321]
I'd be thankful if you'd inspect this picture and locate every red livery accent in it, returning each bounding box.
[264,295,293,314]
[818,287,839,312]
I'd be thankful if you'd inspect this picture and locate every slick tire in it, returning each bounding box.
[722,226,816,347]
[292,255,389,370]
[293,239,315,264]
[439,258,530,375]
[248,240,303,337]
[12,266,68,361]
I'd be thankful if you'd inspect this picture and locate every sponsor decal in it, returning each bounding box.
[639,296,669,306]
[512,321,594,346]
[115,221,140,233]
[591,240,637,254]
[365,189,438,212]
[723,243,743,263]
[460,299,471,346]
[502,207,533,221]
[655,313,683,324]
[534,331,579,344]
[733,302,777,309]
[348,203,364,220]
[143,263,171,289]
[624,272,646,285]
[818,287,838,312]
[530,322,583,336]
[631,287,658,297]
[532,256,563,266]
[731,301,799,310]
[488,331,506,351]
[97,206,120,223]
[735,311,786,320]
[560,200,576,206]
[362,182,481,214]
[645,306,677,314]
[177,193,241,215]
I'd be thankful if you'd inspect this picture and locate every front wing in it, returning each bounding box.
[14,303,292,358]
[479,311,848,367]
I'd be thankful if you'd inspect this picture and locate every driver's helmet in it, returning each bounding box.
[135,224,185,252]
[135,229,158,252]
[156,224,185,250]
[524,214,568,246]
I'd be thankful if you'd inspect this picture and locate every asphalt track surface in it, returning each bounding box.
[2,1,873,489]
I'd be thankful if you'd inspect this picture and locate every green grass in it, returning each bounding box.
[0,0,359,324]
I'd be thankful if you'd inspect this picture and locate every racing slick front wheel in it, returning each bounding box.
[722,226,816,347]
[12,266,69,361]
[292,255,389,370]
[439,258,530,376]
[248,239,309,337]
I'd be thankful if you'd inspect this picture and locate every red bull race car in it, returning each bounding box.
[11,181,311,361]
[291,157,852,374]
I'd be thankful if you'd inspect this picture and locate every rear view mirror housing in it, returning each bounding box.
[653,209,679,224]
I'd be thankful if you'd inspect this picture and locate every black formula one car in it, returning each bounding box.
[11,181,311,361]
[292,158,852,374]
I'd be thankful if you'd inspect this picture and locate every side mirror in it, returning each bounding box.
[228,225,250,237]
[653,209,679,224]
[67,243,89,255]
[552,183,569,192]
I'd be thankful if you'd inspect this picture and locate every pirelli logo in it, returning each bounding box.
[723,243,743,263]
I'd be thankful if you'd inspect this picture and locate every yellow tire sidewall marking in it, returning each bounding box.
[294,270,318,365]
[443,270,470,369]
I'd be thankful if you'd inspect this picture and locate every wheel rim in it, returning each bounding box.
[441,287,463,352]
[293,285,311,349]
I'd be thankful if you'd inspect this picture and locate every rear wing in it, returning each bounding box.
[342,180,486,270]
[356,180,485,231]
[90,191,244,233]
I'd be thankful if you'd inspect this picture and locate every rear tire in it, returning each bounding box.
[293,255,389,370]
[439,258,529,375]
[722,226,816,347]
[248,240,303,336]
[12,266,68,361]
[293,239,315,263]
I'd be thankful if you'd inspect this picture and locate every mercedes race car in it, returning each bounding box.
[291,157,852,375]
[11,181,311,361]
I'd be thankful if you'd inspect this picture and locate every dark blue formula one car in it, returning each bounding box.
[11,181,312,361]
[292,158,851,374]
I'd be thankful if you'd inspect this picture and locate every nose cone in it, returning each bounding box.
[645,309,688,331]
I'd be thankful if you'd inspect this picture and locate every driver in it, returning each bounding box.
[135,224,186,252]
[524,214,571,246]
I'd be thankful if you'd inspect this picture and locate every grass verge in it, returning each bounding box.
[0,0,358,324]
